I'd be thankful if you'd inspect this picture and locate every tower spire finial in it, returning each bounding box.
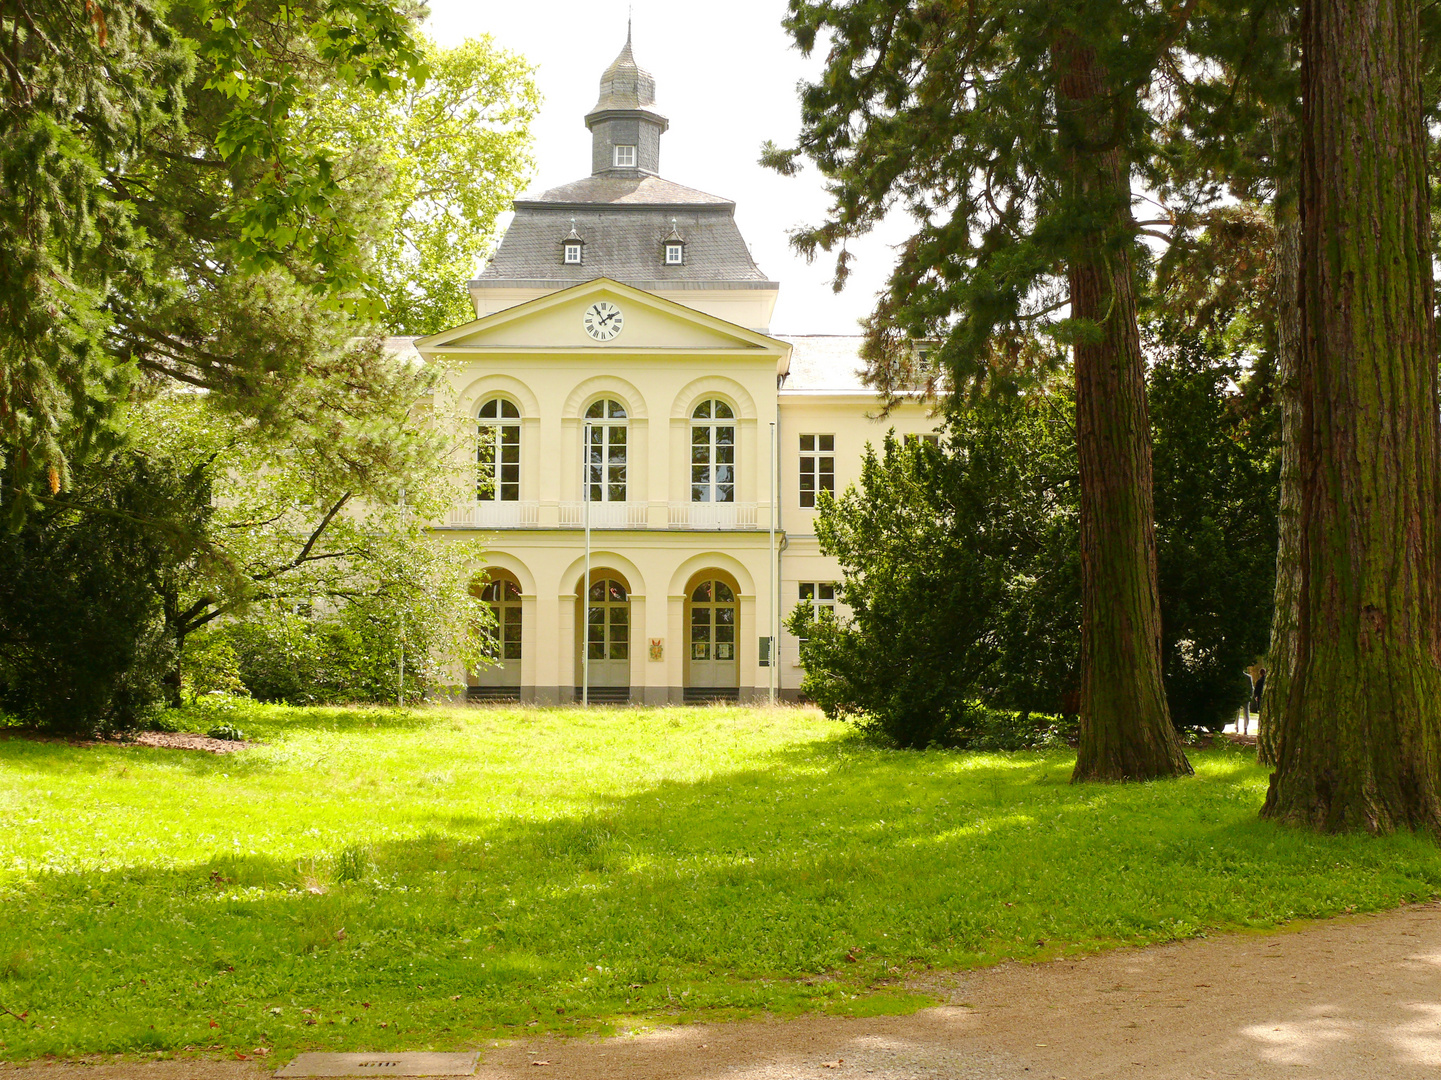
[627,8,632,46]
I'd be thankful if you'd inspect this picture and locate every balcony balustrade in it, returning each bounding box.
[668,501,759,529]
[559,500,650,528]
[444,500,762,530]
[447,500,540,528]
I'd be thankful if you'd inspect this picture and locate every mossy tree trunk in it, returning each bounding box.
[1262,0,1441,832]
[1056,34,1193,782]
[1261,48,1303,769]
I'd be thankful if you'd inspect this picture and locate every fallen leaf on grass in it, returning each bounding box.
[531,1061,550,1067]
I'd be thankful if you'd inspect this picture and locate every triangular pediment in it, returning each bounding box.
[416,278,783,356]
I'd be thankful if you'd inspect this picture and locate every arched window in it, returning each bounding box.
[478,577,522,661]
[584,398,628,503]
[690,398,735,503]
[477,398,520,502]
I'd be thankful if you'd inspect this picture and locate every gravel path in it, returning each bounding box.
[5,902,1438,1080]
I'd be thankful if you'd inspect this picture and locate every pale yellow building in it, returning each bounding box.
[409,33,940,704]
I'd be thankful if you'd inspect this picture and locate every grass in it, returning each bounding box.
[1,703,1439,1061]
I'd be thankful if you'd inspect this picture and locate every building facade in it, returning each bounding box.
[410,31,940,704]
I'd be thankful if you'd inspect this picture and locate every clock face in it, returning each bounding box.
[582,300,624,341]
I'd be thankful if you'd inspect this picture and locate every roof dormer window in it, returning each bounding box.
[562,220,584,265]
[613,144,636,168]
[662,219,685,266]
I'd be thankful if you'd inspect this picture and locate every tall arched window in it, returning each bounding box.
[584,398,628,503]
[478,398,520,502]
[690,398,735,503]
[478,577,522,661]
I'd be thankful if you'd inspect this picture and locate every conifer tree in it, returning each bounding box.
[766,0,1195,779]
[1261,0,1441,832]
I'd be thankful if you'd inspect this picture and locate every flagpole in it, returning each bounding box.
[583,420,592,706]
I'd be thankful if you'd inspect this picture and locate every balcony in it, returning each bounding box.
[447,500,539,528]
[559,501,649,528]
[668,501,759,529]
[443,500,762,531]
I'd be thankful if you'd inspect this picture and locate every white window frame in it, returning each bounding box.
[563,242,583,265]
[477,398,521,503]
[583,398,629,504]
[798,582,838,621]
[665,242,684,265]
[799,434,835,508]
[904,433,941,449]
[613,144,637,168]
[690,398,737,504]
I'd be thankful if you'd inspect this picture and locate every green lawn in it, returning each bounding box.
[1,704,1439,1061]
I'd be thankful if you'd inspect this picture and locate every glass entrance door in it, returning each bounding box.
[584,577,630,688]
[688,579,739,688]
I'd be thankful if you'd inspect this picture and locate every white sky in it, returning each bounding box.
[422,0,914,335]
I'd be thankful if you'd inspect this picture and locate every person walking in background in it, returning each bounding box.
[1252,667,1267,719]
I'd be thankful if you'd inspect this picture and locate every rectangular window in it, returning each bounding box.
[563,242,582,265]
[903,433,941,449]
[614,144,636,167]
[798,582,838,620]
[665,243,684,265]
[798,434,835,508]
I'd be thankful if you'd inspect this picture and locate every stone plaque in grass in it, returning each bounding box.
[274,1052,479,1077]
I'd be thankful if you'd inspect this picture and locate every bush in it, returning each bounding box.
[793,393,1079,748]
[0,452,206,735]
[798,349,1277,745]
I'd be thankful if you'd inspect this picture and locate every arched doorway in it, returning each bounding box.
[685,572,740,703]
[575,572,631,703]
[470,571,522,701]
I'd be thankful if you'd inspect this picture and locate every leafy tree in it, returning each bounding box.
[320,37,538,334]
[1,1,531,509]
[797,346,1278,744]
[766,0,1196,779]
[1262,0,1441,833]
[128,376,493,706]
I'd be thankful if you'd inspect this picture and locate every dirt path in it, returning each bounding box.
[6,903,1438,1080]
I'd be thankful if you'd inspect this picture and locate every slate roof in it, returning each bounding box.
[589,30,657,115]
[776,336,871,391]
[516,174,732,208]
[475,200,770,287]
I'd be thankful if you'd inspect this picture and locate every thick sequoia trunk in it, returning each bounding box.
[1261,72,1303,769]
[1056,36,1192,782]
[1262,0,1441,832]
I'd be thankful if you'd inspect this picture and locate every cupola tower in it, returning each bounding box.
[585,23,669,176]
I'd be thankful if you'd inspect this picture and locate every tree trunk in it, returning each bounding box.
[1056,34,1193,782]
[1262,0,1441,832]
[1260,51,1303,769]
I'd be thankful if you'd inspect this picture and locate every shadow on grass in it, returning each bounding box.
[2,738,1439,1060]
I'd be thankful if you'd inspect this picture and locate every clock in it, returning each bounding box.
[582,300,624,341]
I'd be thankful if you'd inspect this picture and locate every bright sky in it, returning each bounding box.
[422,0,913,335]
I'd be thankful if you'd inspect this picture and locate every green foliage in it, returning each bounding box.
[2,0,533,509]
[129,372,493,708]
[0,0,191,505]
[1,703,1438,1059]
[317,37,539,334]
[0,449,209,734]
[792,394,1078,747]
[800,349,1277,742]
[206,723,246,741]
[1150,337,1278,732]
